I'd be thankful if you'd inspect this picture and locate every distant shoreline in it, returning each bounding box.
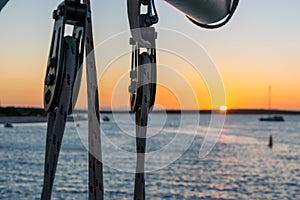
[99,109,300,115]
[0,116,48,124]
[1,107,300,124]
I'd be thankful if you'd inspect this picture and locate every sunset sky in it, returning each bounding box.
[0,0,299,110]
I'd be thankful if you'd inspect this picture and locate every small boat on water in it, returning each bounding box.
[102,116,110,122]
[4,123,13,128]
[259,86,284,122]
[259,115,284,122]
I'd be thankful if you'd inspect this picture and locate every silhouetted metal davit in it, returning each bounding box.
[164,0,239,28]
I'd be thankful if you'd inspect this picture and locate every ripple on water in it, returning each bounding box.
[1,114,300,199]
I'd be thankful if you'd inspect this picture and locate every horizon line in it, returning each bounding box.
[1,106,300,114]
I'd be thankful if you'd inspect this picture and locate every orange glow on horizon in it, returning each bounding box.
[0,37,299,111]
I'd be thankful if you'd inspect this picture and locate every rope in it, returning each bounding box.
[41,37,77,200]
[82,1,104,199]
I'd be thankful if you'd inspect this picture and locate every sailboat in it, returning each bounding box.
[259,86,284,122]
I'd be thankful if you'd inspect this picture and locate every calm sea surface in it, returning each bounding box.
[1,114,299,199]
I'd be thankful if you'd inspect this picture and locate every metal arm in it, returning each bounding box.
[0,0,9,12]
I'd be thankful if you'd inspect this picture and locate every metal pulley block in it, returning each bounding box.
[44,1,87,113]
[129,52,156,112]
[128,1,158,113]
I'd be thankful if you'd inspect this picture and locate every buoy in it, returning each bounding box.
[268,135,273,148]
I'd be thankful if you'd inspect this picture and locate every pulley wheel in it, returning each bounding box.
[44,55,64,112]
[44,36,76,112]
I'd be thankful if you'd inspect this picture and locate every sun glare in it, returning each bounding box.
[219,105,227,111]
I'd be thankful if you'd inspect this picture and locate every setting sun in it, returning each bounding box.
[219,105,227,111]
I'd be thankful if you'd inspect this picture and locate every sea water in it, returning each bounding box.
[0,114,299,199]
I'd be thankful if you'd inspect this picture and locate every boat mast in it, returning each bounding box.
[268,85,271,110]
[268,85,272,116]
